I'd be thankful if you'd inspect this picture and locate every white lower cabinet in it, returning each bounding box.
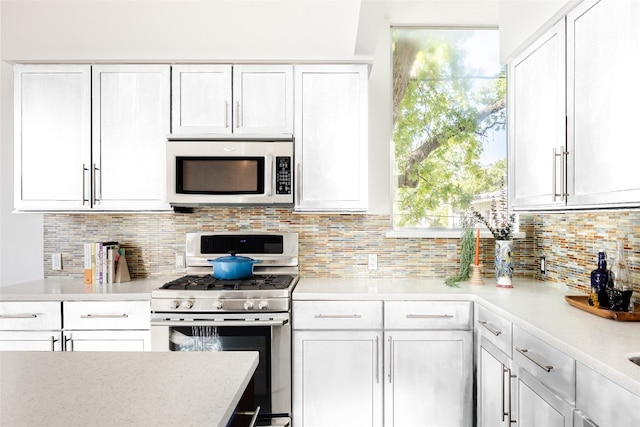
[0,301,63,351]
[513,325,575,427]
[384,330,472,426]
[575,362,640,426]
[63,301,151,351]
[292,300,473,427]
[293,330,383,427]
[476,305,515,427]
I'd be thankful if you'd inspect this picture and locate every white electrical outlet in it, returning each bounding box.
[368,254,378,271]
[52,253,62,270]
[175,253,185,270]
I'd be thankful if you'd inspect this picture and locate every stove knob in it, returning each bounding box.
[170,300,180,309]
[258,300,269,310]
[244,300,255,310]
[181,300,194,309]
[213,300,224,310]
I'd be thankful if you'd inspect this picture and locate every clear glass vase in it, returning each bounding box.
[610,240,633,312]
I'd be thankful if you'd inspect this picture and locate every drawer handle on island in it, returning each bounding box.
[478,320,503,336]
[80,313,129,319]
[314,314,362,319]
[516,347,554,372]
[406,314,453,319]
[0,313,38,319]
[50,336,58,352]
[235,406,260,427]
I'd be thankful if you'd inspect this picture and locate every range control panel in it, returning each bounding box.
[275,156,292,195]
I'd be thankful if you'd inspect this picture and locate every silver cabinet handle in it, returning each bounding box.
[388,336,393,383]
[265,155,273,197]
[552,146,568,202]
[375,336,379,384]
[63,335,71,351]
[224,101,229,128]
[82,163,89,205]
[50,335,58,352]
[80,313,129,319]
[0,313,38,319]
[92,163,101,204]
[516,347,553,372]
[235,100,241,128]
[406,313,453,319]
[478,320,502,336]
[314,314,362,319]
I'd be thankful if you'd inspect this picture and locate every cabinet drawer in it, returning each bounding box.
[513,325,575,403]
[293,301,382,330]
[63,301,150,330]
[384,301,472,330]
[475,304,512,356]
[0,301,61,330]
[576,362,640,426]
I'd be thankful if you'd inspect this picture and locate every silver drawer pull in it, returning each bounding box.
[0,314,38,319]
[516,347,554,372]
[406,314,453,319]
[314,314,362,319]
[478,320,503,336]
[80,313,129,319]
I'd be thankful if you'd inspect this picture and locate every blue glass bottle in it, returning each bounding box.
[589,251,609,308]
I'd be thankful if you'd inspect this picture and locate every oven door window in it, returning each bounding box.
[176,157,265,194]
[170,325,271,416]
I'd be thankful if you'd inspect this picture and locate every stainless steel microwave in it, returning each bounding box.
[166,134,294,206]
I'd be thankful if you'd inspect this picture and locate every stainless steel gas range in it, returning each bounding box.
[151,231,298,427]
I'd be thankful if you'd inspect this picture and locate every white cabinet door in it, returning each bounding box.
[92,65,170,210]
[171,64,232,134]
[233,65,293,134]
[0,331,62,351]
[13,64,91,211]
[65,330,150,352]
[478,343,516,427]
[566,0,640,207]
[292,330,383,427]
[294,64,368,212]
[384,330,473,427]
[509,20,566,210]
[517,369,573,427]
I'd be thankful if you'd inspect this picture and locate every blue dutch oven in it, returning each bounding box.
[207,252,261,280]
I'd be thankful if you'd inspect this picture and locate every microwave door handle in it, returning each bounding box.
[265,155,273,196]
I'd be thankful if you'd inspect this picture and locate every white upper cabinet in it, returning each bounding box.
[233,65,293,134]
[171,64,293,135]
[566,0,640,207]
[14,64,170,211]
[92,65,170,211]
[509,20,566,210]
[14,65,92,211]
[171,65,232,134]
[294,64,368,212]
[510,0,640,210]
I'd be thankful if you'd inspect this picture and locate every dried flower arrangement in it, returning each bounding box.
[467,182,516,241]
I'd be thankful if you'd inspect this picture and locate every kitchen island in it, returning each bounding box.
[0,350,258,426]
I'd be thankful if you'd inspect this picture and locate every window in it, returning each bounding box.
[392,27,506,230]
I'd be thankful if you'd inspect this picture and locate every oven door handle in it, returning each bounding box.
[151,318,289,327]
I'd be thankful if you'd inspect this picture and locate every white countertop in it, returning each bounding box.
[293,277,640,397]
[0,277,172,301]
[0,351,258,427]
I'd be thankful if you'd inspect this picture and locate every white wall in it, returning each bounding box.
[0,0,501,284]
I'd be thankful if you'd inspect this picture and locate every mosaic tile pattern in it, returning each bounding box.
[42,208,537,281]
[532,210,640,294]
[44,208,639,294]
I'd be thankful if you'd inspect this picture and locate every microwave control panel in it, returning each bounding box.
[275,157,292,195]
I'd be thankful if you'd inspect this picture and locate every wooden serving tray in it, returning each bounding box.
[565,295,640,321]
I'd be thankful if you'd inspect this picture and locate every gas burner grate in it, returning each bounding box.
[160,274,295,291]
